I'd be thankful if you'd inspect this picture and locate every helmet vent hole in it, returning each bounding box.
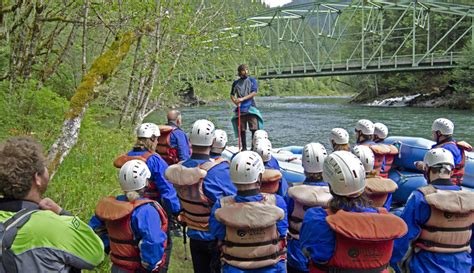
[353,170,358,178]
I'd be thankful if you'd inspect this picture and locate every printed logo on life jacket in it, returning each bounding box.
[347,247,383,259]
[444,212,469,221]
[236,228,266,238]
[237,229,247,237]
[348,248,359,258]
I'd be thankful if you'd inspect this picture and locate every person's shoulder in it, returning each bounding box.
[304,207,328,220]
[249,76,257,82]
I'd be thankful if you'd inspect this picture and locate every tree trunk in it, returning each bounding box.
[118,35,142,127]
[81,0,89,78]
[47,31,137,178]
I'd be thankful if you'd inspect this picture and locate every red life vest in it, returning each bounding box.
[309,208,407,273]
[435,141,472,185]
[95,197,168,272]
[369,144,399,178]
[156,125,191,165]
[113,150,160,200]
[165,158,228,231]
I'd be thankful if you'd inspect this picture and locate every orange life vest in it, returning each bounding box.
[260,169,282,194]
[369,144,399,178]
[113,150,160,200]
[165,158,228,231]
[414,185,474,253]
[215,193,287,270]
[435,141,472,185]
[309,208,407,273]
[95,197,168,272]
[365,175,398,208]
[287,184,332,240]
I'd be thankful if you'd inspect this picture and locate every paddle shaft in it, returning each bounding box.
[237,104,241,151]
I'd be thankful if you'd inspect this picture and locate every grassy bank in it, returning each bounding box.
[41,107,194,272]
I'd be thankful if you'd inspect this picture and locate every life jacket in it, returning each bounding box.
[369,144,398,178]
[365,175,398,208]
[287,184,332,240]
[165,158,228,231]
[435,141,472,185]
[113,151,160,200]
[414,185,474,253]
[260,169,282,194]
[156,125,192,165]
[215,193,287,270]
[95,197,168,272]
[309,208,407,273]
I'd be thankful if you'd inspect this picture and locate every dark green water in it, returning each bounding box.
[148,96,473,148]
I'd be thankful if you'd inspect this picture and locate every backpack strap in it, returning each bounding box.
[0,208,38,273]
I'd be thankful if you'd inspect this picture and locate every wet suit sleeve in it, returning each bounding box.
[300,207,335,264]
[275,195,288,238]
[203,163,237,203]
[147,155,181,214]
[170,130,191,161]
[209,199,226,241]
[131,204,167,271]
[390,191,430,273]
[88,215,110,253]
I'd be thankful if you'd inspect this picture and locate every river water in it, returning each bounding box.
[149,96,473,148]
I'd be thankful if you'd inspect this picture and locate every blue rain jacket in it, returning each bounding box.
[89,195,167,271]
[210,193,288,273]
[390,181,472,273]
[127,149,181,214]
[432,140,463,166]
[167,122,191,162]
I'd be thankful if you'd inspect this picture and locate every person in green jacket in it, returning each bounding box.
[0,137,104,273]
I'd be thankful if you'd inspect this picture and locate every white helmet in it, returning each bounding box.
[352,145,375,173]
[374,123,388,139]
[119,160,151,192]
[190,119,215,146]
[323,151,366,196]
[255,138,272,162]
[253,130,269,141]
[355,119,375,135]
[211,129,228,152]
[424,148,454,169]
[302,143,328,173]
[137,123,160,138]
[230,151,265,184]
[330,128,349,145]
[432,118,454,135]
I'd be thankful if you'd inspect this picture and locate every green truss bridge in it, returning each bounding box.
[181,0,473,81]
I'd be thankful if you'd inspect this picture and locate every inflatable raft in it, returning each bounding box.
[223,136,474,205]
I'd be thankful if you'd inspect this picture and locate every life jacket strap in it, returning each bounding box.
[421,224,472,232]
[313,263,389,273]
[180,197,211,208]
[111,253,142,262]
[416,239,471,249]
[110,237,139,246]
[289,216,303,223]
[222,238,281,248]
[222,249,287,262]
[182,208,211,217]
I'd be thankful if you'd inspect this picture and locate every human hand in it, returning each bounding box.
[414,161,425,171]
[39,198,63,215]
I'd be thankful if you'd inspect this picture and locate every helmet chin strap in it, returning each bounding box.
[424,167,432,183]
